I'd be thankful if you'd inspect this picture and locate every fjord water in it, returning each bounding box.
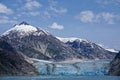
[0,76,120,80]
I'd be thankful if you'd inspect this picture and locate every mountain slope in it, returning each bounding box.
[0,38,39,76]
[108,52,120,76]
[57,37,116,59]
[1,22,116,62]
[1,22,83,61]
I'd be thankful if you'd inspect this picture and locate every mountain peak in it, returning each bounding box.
[2,22,50,36]
[19,21,29,25]
[2,22,38,36]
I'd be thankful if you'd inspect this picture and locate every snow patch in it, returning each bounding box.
[106,49,119,53]
[31,58,53,63]
[97,44,119,53]
[56,37,89,43]
[2,23,50,36]
[2,24,37,35]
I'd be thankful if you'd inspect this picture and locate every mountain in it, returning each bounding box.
[0,38,39,76]
[108,51,120,76]
[1,22,116,62]
[57,37,117,59]
[1,22,84,61]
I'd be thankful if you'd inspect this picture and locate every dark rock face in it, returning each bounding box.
[0,38,39,76]
[66,39,116,59]
[108,52,120,76]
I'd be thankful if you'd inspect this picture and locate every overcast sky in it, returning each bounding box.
[0,0,120,50]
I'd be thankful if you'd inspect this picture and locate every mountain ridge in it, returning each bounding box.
[57,37,119,53]
[1,22,117,61]
[1,22,83,61]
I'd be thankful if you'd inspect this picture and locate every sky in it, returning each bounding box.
[0,0,120,50]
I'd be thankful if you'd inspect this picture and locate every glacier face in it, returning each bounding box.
[33,59,111,76]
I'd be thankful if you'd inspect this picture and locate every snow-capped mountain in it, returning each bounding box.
[1,22,117,61]
[1,22,84,61]
[57,37,117,59]
[57,37,118,53]
[2,21,50,37]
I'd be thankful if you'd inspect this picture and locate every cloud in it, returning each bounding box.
[0,16,17,24]
[17,0,67,19]
[101,12,115,24]
[76,10,119,24]
[29,12,40,16]
[18,11,40,17]
[76,10,94,23]
[25,0,42,10]
[96,0,120,8]
[44,11,51,18]
[96,0,120,5]
[0,3,13,14]
[50,22,64,30]
[49,6,67,14]
[47,0,67,15]
[16,0,41,17]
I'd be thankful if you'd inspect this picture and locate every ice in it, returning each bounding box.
[33,59,111,76]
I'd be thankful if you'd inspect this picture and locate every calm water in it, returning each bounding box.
[0,76,120,80]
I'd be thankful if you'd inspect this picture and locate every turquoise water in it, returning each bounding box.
[0,76,120,80]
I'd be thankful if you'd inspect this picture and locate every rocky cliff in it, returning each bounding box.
[0,38,39,76]
[108,52,120,76]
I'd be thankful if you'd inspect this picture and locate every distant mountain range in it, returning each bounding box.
[57,37,119,53]
[1,22,117,61]
[57,37,118,59]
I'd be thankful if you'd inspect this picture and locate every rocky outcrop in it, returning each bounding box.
[0,38,39,76]
[108,52,120,76]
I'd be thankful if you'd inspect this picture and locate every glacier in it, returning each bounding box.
[33,59,111,76]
